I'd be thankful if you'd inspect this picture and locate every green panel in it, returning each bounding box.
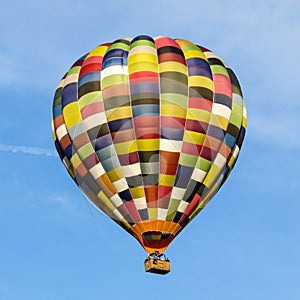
[130,40,155,48]
[67,66,81,75]
[197,157,212,172]
[166,198,180,221]
[101,74,128,89]
[78,91,102,109]
[179,153,198,167]
[210,65,229,76]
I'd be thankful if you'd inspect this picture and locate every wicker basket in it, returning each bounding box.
[144,258,170,275]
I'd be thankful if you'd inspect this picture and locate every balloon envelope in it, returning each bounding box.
[52,35,247,254]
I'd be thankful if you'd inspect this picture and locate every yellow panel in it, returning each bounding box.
[161,104,187,118]
[189,76,214,91]
[87,45,109,58]
[128,53,157,65]
[137,139,159,151]
[97,191,115,211]
[242,103,247,128]
[159,62,187,74]
[184,50,207,60]
[187,108,211,121]
[210,114,229,130]
[228,153,236,168]
[183,130,206,145]
[203,164,220,187]
[159,174,175,186]
[129,62,158,73]
[107,167,125,182]
[63,102,81,129]
[70,153,82,169]
[130,187,145,199]
[114,140,138,155]
[106,107,132,122]
[148,208,157,220]
[175,39,191,46]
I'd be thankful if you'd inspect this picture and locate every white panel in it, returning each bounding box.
[157,208,168,220]
[89,163,105,178]
[56,124,68,140]
[133,197,147,210]
[113,178,128,192]
[232,145,240,159]
[84,112,106,130]
[57,79,65,89]
[160,139,183,152]
[177,201,189,213]
[214,153,226,169]
[191,168,207,183]
[122,163,142,177]
[101,65,128,78]
[212,103,231,120]
[112,209,123,221]
[110,194,123,208]
[171,187,186,200]
[129,45,157,56]
[64,73,78,85]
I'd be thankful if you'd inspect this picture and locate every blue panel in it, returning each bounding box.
[62,82,77,108]
[93,135,112,151]
[186,58,212,79]
[109,118,133,132]
[224,133,236,149]
[78,72,100,87]
[130,81,160,94]
[132,104,159,117]
[53,105,62,119]
[102,57,128,69]
[161,128,184,141]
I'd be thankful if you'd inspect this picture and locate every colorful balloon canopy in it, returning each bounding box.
[52,35,247,254]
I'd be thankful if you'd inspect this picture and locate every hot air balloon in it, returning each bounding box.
[52,35,247,274]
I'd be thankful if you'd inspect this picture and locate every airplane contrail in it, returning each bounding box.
[0,144,57,157]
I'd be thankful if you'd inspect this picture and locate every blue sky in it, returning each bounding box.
[1,1,299,299]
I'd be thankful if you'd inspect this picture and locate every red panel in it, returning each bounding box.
[76,162,88,178]
[213,74,232,97]
[81,102,104,119]
[59,135,72,150]
[159,186,172,198]
[189,97,212,111]
[73,132,90,149]
[118,152,139,165]
[183,194,201,217]
[79,63,102,77]
[161,116,186,129]
[155,37,181,49]
[125,201,141,223]
[134,116,159,128]
[160,151,180,175]
[54,115,64,129]
[83,153,100,170]
[145,186,158,203]
[129,71,159,81]
[182,142,201,156]
[158,52,186,65]
[185,119,207,133]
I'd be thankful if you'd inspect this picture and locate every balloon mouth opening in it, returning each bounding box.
[140,231,174,253]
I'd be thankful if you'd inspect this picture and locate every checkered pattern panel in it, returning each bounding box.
[52,36,247,254]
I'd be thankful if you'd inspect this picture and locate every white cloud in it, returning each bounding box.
[0,144,57,157]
